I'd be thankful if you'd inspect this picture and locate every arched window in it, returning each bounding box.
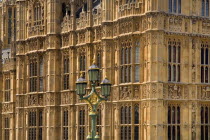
[34,2,42,25]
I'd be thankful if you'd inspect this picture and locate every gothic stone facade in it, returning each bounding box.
[0,0,210,140]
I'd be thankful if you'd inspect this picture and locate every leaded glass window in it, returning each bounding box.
[202,0,210,16]
[120,105,140,140]
[28,110,43,140]
[79,109,85,140]
[168,39,181,82]
[29,57,44,92]
[168,0,181,13]
[201,42,210,83]
[63,56,69,90]
[168,105,181,140]
[63,110,69,140]
[120,39,140,83]
[34,2,42,25]
[4,117,10,140]
[8,8,12,44]
[4,76,10,102]
[201,106,210,140]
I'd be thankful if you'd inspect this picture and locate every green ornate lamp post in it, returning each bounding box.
[76,62,111,140]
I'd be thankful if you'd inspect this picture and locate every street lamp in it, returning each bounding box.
[75,62,111,140]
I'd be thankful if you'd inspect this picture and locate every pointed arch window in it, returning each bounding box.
[120,40,140,83]
[34,1,42,25]
[168,39,181,82]
[168,105,181,140]
[201,42,210,83]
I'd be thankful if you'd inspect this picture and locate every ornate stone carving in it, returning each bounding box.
[168,85,182,99]
[28,95,37,106]
[119,86,131,100]
[201,87,210,100]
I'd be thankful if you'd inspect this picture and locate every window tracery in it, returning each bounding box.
[168,105,181,140]
[29,56,44,92]
[4,117,10,140]
[28,110,43,140]
[78,48,86,78]
[4,75,10,102]
[120,104,140,140]
[33,1,43,26]
[63,55,69,90]
[96,108,102,137]
[168,0,181,14]
[201,105,210,139]
[63,109,69,140]
[168,39,181,82]
[202,0,209,16]
[120,39,140,83]
[79,108,85,140]
[201,41,210,83]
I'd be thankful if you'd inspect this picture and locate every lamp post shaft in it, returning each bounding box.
[89,113,97,140]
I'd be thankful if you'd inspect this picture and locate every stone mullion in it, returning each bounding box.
[87,0,93,27]
[103,0,113,22]
[180,102,189,140]
[102,103,112,140]
[70,1,76,31]
[69,106,75,140]
[26,56,30,94]
[114,104,120,140]
[75,106,79,140]
[197,40,201,83]
[196,103,201,140]
[47,0,60,34]
[115,39,119,85]
[156,33,165,82]
[189,37,193,83]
